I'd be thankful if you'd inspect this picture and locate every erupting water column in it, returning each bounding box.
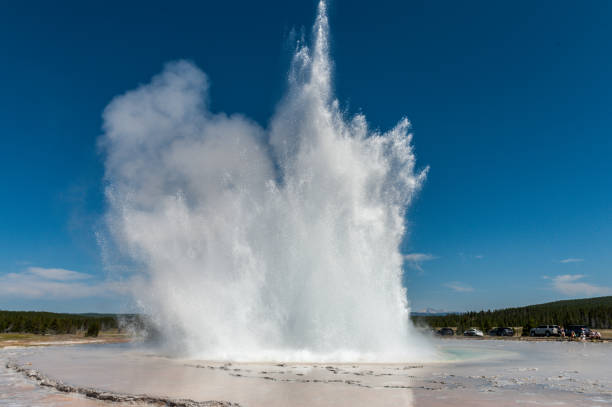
[102,1,431,361]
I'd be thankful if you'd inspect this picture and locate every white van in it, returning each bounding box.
[530,325,560,337]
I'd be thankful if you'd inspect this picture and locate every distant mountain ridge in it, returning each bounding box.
[526,296,612,309]
[411,308,454,316]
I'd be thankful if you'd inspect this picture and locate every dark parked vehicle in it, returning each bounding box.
[437,327,454,336]
[489,327,515,337]
[566,325,591,337]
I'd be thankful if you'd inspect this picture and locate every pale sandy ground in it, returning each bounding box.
[0,333,132,406]
[2,338,611,407]
[0,348,113,406]
[0,332,131,349]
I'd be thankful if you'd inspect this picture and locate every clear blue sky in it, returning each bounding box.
[1,0,611,313]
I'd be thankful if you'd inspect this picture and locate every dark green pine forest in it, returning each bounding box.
[412,296,612,333]
[0,310,119,336]
[2,296,611,336]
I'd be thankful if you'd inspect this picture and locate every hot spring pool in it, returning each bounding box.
[2,339,611,407]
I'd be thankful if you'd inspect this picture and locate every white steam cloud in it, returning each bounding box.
[101,1,429,361]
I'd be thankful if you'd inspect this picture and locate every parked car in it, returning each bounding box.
[489,327,515,336]
[463,328,484,337]
[565,325,591,338]
[437,327,454,336]
[530,325,561,337]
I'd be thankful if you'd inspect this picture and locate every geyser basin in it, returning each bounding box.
[6,341,612,407]
[101,0,430,361]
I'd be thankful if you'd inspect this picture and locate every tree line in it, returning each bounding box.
[0,310,118,336]
[412,296,612,334]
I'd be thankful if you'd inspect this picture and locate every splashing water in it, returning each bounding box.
[102,1,430,362]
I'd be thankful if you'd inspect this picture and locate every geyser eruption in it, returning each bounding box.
[102,1,430,361]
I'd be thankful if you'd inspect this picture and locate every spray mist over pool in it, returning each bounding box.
[102,1,430,361]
